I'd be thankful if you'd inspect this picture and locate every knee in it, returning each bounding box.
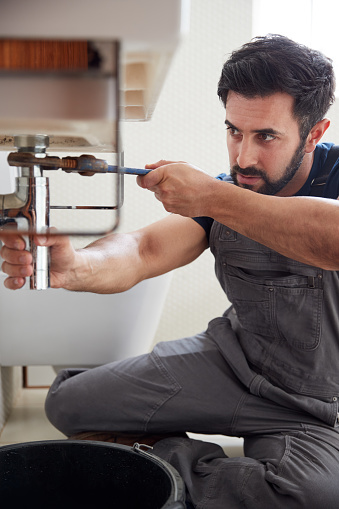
[44,368,88,437]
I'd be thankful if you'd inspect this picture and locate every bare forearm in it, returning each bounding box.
[65,215,207,293]
[66,232,145,294]
[0,214,206,292]
[207,182,339,270]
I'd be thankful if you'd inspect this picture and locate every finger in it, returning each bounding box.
[137,167,164,190]
[0,235,26,251]
[33,227,65,247]
[2,260,33,278]
[3,276,26,290]
[145,159,186,170]
[145,160,174,170]
[0,244,32,265]
[136,175,146,188]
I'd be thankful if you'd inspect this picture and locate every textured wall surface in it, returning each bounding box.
[121,0,253,344]
[0,367,22,431]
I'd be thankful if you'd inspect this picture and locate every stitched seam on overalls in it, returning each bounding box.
[142,351,182,431]
[195,462,253,509]
[195,462,222,509]
[239,465,263,508]
[276,435,292,477]
[230,391,250,435]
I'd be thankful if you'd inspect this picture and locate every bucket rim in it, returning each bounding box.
[0,439,186,507]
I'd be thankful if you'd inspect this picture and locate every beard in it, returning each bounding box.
[230,139,306,195]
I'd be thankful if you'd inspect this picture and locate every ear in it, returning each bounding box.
[304,118,330,153]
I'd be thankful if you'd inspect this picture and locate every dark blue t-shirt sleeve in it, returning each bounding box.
[304,143,339,199]
[193,216,214,241]
[324,149,339,199]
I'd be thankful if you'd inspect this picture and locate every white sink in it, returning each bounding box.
[0,273,172,367]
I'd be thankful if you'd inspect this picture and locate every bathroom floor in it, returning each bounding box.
[0,388,65,446]
[0,387,244,456]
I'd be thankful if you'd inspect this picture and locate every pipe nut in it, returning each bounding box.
[14,134,49,153]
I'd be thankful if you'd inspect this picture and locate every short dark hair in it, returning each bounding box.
[217,34,336,140]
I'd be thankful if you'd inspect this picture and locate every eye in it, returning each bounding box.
[226,126,240,136]
[258,133,276,142]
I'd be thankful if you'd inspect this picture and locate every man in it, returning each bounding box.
[2,35,339,508]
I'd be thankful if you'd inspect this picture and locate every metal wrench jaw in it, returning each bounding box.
[7,152,151,176]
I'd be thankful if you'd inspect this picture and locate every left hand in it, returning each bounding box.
[137,160,216,217]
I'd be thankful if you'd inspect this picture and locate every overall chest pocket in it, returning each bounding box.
[225,265,323,351]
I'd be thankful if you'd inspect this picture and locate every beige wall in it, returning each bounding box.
[121,0,253,343]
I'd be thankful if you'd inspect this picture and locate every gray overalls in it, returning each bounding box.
[45,150,339,509]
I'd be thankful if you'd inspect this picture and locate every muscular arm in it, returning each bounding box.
[138,162,339,270]
[0,214,208,292]
[206,181,339,270]
[70,214,208,293]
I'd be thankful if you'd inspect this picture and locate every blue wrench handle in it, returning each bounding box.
[107,165,152,175]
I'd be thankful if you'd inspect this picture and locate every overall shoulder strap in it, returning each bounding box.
[310,145,339,197]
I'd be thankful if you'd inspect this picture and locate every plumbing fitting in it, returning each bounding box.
[0,134,50,289]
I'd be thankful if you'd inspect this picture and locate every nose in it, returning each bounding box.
[236,139,259,169]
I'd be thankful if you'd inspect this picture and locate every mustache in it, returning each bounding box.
[231,165,267,180]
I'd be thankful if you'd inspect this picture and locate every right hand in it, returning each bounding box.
[0,231,76,290]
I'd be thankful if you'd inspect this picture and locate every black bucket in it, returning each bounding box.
[0,440,186,508]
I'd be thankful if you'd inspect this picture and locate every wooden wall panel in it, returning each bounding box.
[0,40,88,70]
